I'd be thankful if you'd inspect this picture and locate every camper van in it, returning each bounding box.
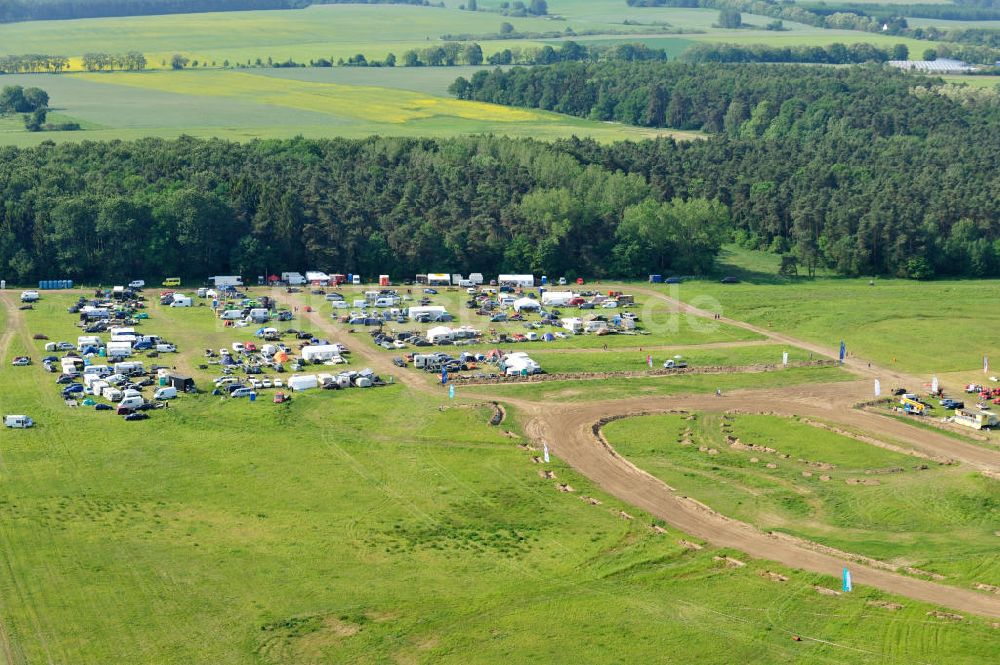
[4,415,34,428]
[154,386,177,400]
[170,294,193,307]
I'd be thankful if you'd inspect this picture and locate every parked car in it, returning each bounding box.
[720,276,740,284]
[393,357,407,367]
[11,356,31,366]
[940,398,964,410]
[124,412,149,421]
[56,342,75,351]
[62,384,84,396]
[273,392,289,403]
[423,288,438,295]
[94,403,114,411]
[230,388,256,399]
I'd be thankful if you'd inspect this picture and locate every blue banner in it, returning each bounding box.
[839,341,846,362]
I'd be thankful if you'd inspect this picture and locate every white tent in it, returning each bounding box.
[301,345,341,363]
[512,297,540,312]
[408,305,448,321]
[427,326,454,343]
[287,374,319,391]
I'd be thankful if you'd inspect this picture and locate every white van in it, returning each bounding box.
[154,386,177,400]
[20,290,39,302]
[128,280,145,289]
[155,343,177,353]
[220,309,244,320]
[118,396,144,411]
[4,415,34,428]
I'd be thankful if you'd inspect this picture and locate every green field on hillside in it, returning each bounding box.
[2,295,996,662]
[604,413,1000,589]
[664,277,1000,374]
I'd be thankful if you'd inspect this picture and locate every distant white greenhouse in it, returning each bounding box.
[887,59,977,74]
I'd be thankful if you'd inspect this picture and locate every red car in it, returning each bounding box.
[273,392,289,404]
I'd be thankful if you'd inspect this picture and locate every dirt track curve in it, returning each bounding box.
[288,289,1000,618]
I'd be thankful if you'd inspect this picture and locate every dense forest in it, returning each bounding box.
[452,62,1000,278]
[0,136,729,282]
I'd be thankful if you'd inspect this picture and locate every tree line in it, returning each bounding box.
[454,61,1000,278]
[0,54,70,73]
[82,52,148,71]
[683,41,910,64]
[0,136,728,283]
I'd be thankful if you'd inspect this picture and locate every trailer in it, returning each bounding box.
[498,274,535,288]
[426,273,451,286]
[952,408,999,430]
[209,276,243,288]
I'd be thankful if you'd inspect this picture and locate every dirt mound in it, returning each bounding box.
[539,470,556,479]
[760,570,789,583]
[846,478,880,486]
[814,586,841,596]
[927,611,963,621]
[679,539,703,550]
[868,600,903,610]
[714,555,745,568]
[579,496,602,505]
[975,583,1000,595]
[557,483,574,493]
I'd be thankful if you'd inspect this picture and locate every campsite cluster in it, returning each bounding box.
[322,272,646,379]
[10,286,190,422]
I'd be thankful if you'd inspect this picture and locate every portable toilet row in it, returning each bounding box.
[38,280,74,289]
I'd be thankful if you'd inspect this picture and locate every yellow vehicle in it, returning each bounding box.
[899,396,926,414]
[162,277,181,287]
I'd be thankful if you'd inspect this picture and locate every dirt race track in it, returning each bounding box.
[290,289,1000,619]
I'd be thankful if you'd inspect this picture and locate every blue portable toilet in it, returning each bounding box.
[67,280,74,289]
[249,392,256,402]
[347,273,353,284]
[541,276,548,285]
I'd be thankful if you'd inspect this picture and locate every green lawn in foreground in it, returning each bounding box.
[605,413,1000,589]
[4,296,998,662]
[663,277,1000,374]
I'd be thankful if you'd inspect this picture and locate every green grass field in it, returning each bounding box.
[485,364,850,401]
[663,277,1000,374]
[604,413,1000,589]
[0,69,685,146]
[3,293,997,662]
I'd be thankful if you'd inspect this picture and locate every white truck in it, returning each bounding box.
[4,415,34,428]
[281,272,306,285]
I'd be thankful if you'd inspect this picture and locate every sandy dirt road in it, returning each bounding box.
[285,287,1000,617]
